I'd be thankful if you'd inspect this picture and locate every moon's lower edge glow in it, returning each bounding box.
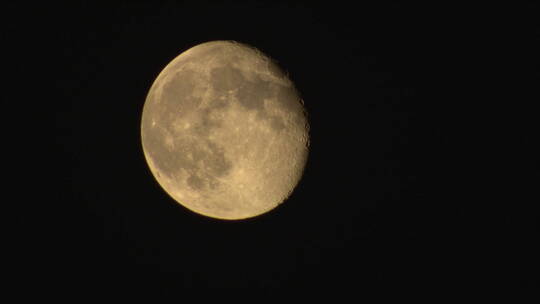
[141,40,309,220]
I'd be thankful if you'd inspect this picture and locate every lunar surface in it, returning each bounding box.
[141,40,309,220]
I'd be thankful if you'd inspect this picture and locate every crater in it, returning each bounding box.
[187,174,204,190]
[275,84,302,114]
[268,115,285,131]
[211,65,245,93]
[266,58,285,79]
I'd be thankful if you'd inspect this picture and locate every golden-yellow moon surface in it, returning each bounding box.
[141,40,309,220]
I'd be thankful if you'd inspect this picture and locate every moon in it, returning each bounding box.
[141,40,309,220]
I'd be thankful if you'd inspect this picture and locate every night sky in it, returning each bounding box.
[8,1,538,297]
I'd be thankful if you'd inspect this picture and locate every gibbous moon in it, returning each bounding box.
[141,40,309,220]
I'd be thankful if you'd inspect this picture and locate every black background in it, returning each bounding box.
[7,1,539,297]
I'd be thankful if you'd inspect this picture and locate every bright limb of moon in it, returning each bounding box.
[140,40,309,220]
